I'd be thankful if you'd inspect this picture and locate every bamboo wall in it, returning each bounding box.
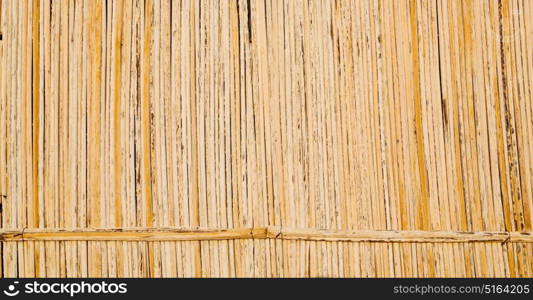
[0,0,532,277]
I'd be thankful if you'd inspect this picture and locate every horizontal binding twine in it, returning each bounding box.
[0,227,531,243]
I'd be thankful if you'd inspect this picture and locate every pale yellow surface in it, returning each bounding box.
[0,0,532,277]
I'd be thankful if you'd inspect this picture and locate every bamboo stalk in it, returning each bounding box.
[0,227,531,243]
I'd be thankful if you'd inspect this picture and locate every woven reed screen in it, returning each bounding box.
[0,0,532,277]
